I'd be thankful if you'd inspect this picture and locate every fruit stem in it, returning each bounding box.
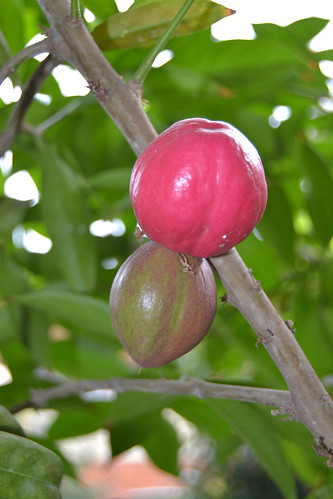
[179,253,196,274]
[132,0,195,86]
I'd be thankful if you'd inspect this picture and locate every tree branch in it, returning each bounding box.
[211,250,333,451]
[36,0,157,155]
[0,55,59,157]
[29,377,292,411]
[0,39,49,86]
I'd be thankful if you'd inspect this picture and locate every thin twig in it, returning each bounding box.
[35,98,83,135]
[0,39,50,86]
[0,31,12,64]
[0,55,59,157]
[29,377,292,410]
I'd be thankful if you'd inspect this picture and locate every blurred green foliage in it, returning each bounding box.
[0,1,333,498]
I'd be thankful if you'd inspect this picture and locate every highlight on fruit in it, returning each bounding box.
[130,118,267,258]
[109,241,217,368]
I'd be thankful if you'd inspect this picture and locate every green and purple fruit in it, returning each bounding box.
[109,241,217,367]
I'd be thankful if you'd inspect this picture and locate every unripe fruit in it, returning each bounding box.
[109,241,217,367]
[130,118,267,258]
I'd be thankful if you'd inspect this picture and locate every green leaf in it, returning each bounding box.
[50,337,127,378]
[0,306,17,344]
[60,476,94,499]
[171,397,234,443]
[0,2,25,57]
[92,0,233,50]
[298,142,333,246]
[257,182,296,265]
[41,146,97,292]
[27,311,52,367]
[14,289,112,337]
[81,0,118,20]
[0,255,30,344]
[165,19,320,78]
[0,406,24,436]
[0,431,63,498]
[0,255,30,296]
[0,342,37,408]
[0,197,30,246]
[0,197,29,246]
[281,17,329,44]
[206,400,297,499]
[48,406,109,440]
[292,284,333,377]
[88,168,131,190]
[171,397,242,468]
[108,392,170,425]
[111,411,179,474]
[143,415,179,474]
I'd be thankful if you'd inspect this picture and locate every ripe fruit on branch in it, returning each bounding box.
[109,241,217,367]
[130,118,267,258]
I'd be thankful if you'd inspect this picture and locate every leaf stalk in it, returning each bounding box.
[132,0,195,85]
[71,0,81,19]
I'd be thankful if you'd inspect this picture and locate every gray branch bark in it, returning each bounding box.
[0,39,49,86]
[36,0,156,155]
[211,251,333,450]
[0,55,59,157]
[30,377,292,410]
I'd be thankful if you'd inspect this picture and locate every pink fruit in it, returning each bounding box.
[109,241,217,367]
[130,118,267,258]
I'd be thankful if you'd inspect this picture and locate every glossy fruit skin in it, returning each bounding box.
[109,241,217,368]
[130,118,267,258]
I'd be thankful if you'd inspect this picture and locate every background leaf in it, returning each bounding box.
[40,145,97,292]
[92,0,233,50]
[0,431,63,498]
[111,411,179,474]
[206,400,297,499]
[297,142,333,246]
[88,168,132,190]
[257,182,296,265]
[0,406,24,436]
[14,289,112,337]
[0,198,29,246]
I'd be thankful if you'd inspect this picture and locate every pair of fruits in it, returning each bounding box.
[109,118,267,367]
